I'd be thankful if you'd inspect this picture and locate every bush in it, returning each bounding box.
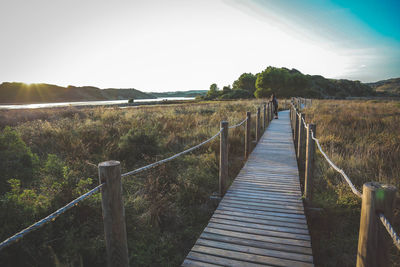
[0,127,38,193]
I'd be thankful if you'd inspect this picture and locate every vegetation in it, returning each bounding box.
[0,100,266,266]
[303,100,400,266]
[0,82,155,104]
[367,78,400,96]
[200,66,375,100]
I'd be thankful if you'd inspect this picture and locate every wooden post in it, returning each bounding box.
[269,102,272,122]
[297,113,305,164]
[294,110,299,147]
[356,182,397,267]
[245,112,251,159]
[256,108,260,141]
[98,161,129,267]
[263,103,266,130]
[270,101,273,120]
[219,121,228,197]
[304,124,316,202]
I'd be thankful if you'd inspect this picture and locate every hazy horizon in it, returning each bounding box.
[1,0,399,92]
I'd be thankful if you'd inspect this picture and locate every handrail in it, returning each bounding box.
[228,117,247,129]
[0,183,104,250]
[379,213,400,250]
[121,128,223,178]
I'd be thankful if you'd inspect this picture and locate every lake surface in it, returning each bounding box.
[0,97,195,110]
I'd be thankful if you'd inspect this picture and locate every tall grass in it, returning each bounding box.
[304,100,400,266]
[0,99,269,266]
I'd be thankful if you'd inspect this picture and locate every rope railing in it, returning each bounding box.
[0,183,104,250]
[379,213,400,250]
[121,128,223,177]
[292,100,362,198]
[311,131,362,198]
[228,117,247,129]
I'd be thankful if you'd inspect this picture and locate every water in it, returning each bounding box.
[0,97,195,110]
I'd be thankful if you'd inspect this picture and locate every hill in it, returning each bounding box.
[0,82,155,104]
[366,78,400,96]
[150,90,207,98]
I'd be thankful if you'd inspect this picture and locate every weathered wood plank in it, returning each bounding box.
[186,251,268,267]
[218,203,307,221]
[218,203,307,218]
[182,259,222,267]
[202,229,313,255]
[213,210,308,227]
[192,244,313,267]
[199,232,313,260]
[207,222,312,244]
[223,194,304,206]
[211,214,309,234]
[197,239,313,265]
[221,198,305,212]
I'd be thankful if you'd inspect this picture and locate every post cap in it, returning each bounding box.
[98,160,121,167]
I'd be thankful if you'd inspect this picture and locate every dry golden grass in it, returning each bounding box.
[304,99,400,266]
[1,99,279,266]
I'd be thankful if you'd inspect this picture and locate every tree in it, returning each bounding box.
[206,83,220,99]
[232,73,257,94]
[222,85,231,94]
[254,87,271,99]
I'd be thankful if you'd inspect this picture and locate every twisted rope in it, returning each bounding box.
[378,213,400,250]
[311,131,362,198]
[0,183,104,250]
[121,128,223,177]
[228,118,247,129]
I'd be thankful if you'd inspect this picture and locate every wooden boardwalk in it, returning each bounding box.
[182,110,313,267]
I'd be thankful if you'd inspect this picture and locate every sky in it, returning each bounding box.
[0,0,399,92]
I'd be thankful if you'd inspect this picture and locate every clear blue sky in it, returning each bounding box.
[0,0,399,91]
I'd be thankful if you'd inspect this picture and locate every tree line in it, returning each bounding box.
[200,66,374,100]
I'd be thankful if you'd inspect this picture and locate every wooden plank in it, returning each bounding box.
[196,238,313,265]
[234,178,301,187]
[207,222,312,244]
[192,245,313,267]
[221,198,305,212]
[186,251,270,267]
[212,214,309,234]
[231,182,301,192]
[209,218,310,237]
[200,232,313,259]
[229,185,302,196]
[218,203,307,218]
[223,195,304,208]
[182,259,222,267]
[226,188,302,200]
[218,205,307,221]
[224,191,303,204]
[214,210,308,227]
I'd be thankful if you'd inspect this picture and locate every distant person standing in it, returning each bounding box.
[271,93,278,119]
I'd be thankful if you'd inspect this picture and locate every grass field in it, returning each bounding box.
[303,100,400,266]
[1,99,399,266]
[0,99,272,266]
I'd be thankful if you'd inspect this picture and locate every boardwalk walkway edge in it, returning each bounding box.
[182,110,314,267]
